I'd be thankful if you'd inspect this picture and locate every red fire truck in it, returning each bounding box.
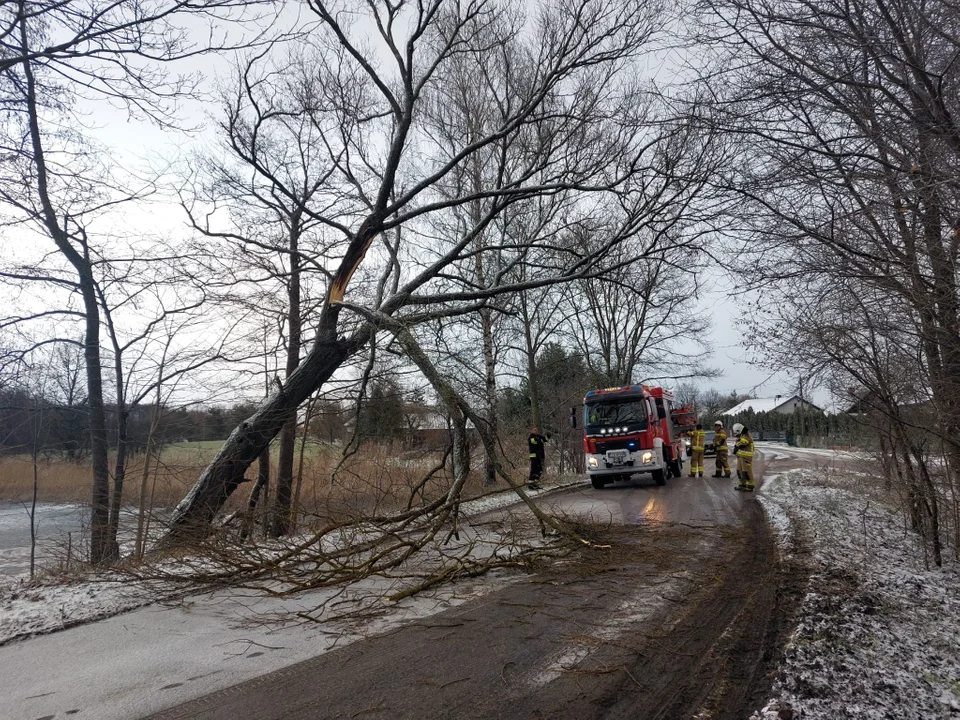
[575,384,693,489]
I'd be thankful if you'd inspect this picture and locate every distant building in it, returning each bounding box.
[721,395,822,416]
[404,404,477,449]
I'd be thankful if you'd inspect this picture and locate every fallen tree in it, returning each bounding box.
[163,0,722,544]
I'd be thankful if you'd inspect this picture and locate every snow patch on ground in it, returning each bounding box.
[457,473,585,518]
[0,568,520,720]
[755,468,960,719]
[0,576,166,644]
[759,442,869,461]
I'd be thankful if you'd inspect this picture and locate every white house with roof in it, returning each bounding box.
[721,395,822,416]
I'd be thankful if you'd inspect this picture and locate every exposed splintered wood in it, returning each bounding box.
[148,0,714,547]
[329,218,380,304]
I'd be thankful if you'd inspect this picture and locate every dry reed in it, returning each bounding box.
[0,436,534,528]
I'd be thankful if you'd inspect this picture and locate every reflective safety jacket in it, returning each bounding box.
[690,429,705,452]
[735,433,754,458]
[528,433,547,460]
[714,428,727,451]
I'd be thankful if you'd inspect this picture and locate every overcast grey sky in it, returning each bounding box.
[8,7,839,412]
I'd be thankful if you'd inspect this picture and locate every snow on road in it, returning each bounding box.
[754,468,960,719]
[0,549,524,720]
[1,570,524,720]
[0,478,579,645]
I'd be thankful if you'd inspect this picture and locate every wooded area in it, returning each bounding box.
[1,0,959,572]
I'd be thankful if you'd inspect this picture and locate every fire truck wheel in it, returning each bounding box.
[590,476,607,490]
[671,458,682,477]
[652,469,666,486]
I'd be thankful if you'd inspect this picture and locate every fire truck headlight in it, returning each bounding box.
[641,451,654,463]
[588,457,599,468]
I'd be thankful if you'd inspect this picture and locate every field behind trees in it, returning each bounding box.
[0,436,537,523]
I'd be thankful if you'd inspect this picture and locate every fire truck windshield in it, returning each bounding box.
[584,400,649,430]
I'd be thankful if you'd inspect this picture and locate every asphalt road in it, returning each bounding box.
[538,467,750,527]
[145,450,801,720]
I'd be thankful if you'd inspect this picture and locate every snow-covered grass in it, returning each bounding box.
[0,572,179,645]
[457,472,585,517]
[754,468,960,719]
[757,442,869,461]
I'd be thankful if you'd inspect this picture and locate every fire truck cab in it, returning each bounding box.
[578,385,691,490]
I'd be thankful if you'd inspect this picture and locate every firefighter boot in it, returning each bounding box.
[735,471,746,491]
[712,470,722,478]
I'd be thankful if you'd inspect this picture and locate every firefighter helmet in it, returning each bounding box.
[714,420,723,427]
[732,423,744,435]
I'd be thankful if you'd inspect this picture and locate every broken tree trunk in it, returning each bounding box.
[160,219,382,546]
[160,316,359,544]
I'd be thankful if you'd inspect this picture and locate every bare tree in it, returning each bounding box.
[0,0,273,563]
[165,0,722,541]
[183,46,340,536]
[564,237,710,386]
[695,0,960,562]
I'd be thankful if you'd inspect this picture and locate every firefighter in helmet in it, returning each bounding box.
[688,423,706,478]
[732,423,755,491]
[712,420,731,478]
[528,426,548,490]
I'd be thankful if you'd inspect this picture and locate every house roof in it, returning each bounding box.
[721,395,822,416]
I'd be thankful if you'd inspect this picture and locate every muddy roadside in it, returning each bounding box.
[145,453,811,720]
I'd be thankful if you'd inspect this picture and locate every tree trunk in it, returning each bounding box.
[520,293,542,429]
[272,226,302,537]
[291,395,318,533]
[240,447,269,541]
[18,6,110,565]
[467,160,499,486]
[258,447,271,536]
[478,307,498,486]
[80,271,112,566]
[30,422,39,579]
[161,314,356,544]
[105,296,128,561]
[135,392,162,560]
[106,404,127,561]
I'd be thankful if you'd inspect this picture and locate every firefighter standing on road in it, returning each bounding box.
[528,426,548,490]
[712,420,731,478]
[688,423,706,478]
[732,423,755,491]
